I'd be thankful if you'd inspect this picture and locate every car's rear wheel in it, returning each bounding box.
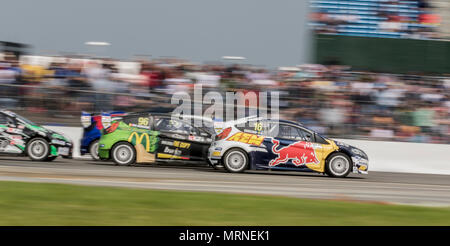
[27,138,50,161]
[89,140,100,160]
[325,153,352,178]
[223,148,248,173]
[111,142,136,166]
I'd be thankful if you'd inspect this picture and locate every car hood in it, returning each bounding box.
[27,124,71,143]
[333,140,369,160]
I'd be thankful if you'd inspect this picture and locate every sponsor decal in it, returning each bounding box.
[226,132,265,146]
[11,135,22,140]
[174,141,191,149]
[129,123,150,129]
[105,122,119,134]
[212,151,221,157]
[188,135,204,142]
[269,139,319,167]
[128,132,158,152]
[51,139,66,145]
[216,127,232,140]
[18,125,25,129]
[157,153,189,160]
[161,140,174,146]
[163,146,182,156]
[170,134,186,140]
[7,128,22,134]
[161,140,191,149]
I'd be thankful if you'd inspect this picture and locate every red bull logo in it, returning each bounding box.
[269,139,319,166]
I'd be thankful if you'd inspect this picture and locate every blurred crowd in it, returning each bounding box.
[310,0,442,39]
[0,52,449,144]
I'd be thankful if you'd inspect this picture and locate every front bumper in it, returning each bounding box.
[351,156,369,174]
[208,146,223,165]
[98,144,110,160]
[50,143,73,157]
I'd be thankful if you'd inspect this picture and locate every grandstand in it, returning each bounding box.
[309,0,440,39]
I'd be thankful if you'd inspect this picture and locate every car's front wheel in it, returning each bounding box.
[27,138,50,161]
[111,142,136,166]
[89,140,100,160]
[223,148,249,173]
[325,153,352,178]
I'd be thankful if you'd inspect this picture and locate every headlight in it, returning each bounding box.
[352,148,364,156]
[51,139,66,145]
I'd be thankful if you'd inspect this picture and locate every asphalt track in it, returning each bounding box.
[0,157,449,206]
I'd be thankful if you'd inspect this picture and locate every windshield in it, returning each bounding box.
[15,114,37,126]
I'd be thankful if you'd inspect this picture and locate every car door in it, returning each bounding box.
[0,113,24,154]
[265,123,321,169]
[153,117,208,162]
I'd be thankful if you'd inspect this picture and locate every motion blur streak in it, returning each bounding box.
[0,158,449,206]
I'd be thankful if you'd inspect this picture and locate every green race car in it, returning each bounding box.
[0,109,73,161]
[98,112,214,165]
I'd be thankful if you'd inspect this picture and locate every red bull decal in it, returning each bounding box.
[226,132,265,146]
[269,139,319,167]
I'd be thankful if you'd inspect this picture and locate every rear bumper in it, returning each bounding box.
[98,148,110,160]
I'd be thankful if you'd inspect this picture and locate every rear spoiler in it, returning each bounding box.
[81,111,127,129]
[81,112,92,128]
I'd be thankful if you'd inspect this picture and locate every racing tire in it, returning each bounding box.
[325,152,352,178]
[45,156,58,162]
[223,148,249,173]
[26,138,50,161]
[111,142,136,166]
[89,139,100,160]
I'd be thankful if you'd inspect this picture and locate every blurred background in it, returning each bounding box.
[0,0,449,144]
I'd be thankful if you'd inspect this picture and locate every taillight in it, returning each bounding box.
[105,122,119,134]
[216,127,231,140]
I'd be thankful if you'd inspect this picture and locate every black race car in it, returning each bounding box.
[0,109,73,161]
[98,112,218,165]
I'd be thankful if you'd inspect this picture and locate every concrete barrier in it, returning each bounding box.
[335,138,450,175]
[45,126,84,159]
[44,126,450,175]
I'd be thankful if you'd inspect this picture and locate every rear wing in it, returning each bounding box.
[81,111,127,129]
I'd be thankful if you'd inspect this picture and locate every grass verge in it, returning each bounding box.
[0,181,449,225]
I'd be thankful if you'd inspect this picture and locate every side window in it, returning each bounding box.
[0,114,15,126]
[236,120,274,136]
[0,114,7,125]
[155,118,198,135]
[236,120,262,134]
[297,128,313,142]
[277,124,303,140]
[314,133,329,144]
[123,115,151,129]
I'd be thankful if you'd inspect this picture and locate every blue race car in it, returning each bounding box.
[80,111,126,159]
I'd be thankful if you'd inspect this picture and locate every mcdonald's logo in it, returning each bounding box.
[128,132,151,152]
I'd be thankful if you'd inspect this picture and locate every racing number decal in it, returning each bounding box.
[254,122,263,133]
[138,117,149,127]
[227,132,265,146]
